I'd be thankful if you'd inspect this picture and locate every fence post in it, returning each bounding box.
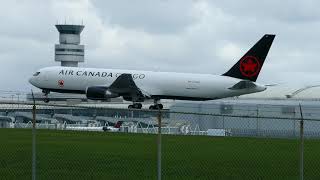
[157,110,162,180]
[299,103,304,180]
[256,106,259,136]
[222,115,225,129]
[31,91,36,180]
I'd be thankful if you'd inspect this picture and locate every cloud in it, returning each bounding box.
[92,0,198,34]
[1,0,320,97]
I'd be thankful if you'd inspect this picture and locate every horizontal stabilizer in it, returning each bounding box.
[264,84,278,87]
[228,80,257,90]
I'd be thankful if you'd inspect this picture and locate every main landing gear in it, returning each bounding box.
[149,99,163,110]
[42,90,50,103]
[149,104,163,110]
[128,103,142,109]
[127,99,164,110]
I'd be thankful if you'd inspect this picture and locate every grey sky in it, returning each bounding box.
[0,0,319,97]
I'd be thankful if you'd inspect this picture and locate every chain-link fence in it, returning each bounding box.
[0,101,320,179]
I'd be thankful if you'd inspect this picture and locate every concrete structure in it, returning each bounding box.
[55,24,85,67]
[25,92,125,103]
[0,115,14,128]
[3,98,320,138]
[170,99,320,138]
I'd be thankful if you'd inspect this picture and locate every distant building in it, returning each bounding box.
[55,24,85,67]
[26,92,124,103]
[170,98,320,138]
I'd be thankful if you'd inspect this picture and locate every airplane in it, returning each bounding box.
[29,34,275,109]
[102,121,123,132]
[65,121,123,132]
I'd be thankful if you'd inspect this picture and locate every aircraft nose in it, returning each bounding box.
[29,77,33,84]
[29,76,36,86]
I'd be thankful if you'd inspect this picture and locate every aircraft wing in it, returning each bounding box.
[228,80,257,90]
[108,74,147,101]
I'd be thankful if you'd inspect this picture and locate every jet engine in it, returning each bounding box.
[86,86,119,100]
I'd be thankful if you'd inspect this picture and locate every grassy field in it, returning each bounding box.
[0,128,320,179]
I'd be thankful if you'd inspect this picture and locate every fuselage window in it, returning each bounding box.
[33,72,40,76]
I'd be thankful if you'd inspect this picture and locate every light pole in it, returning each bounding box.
[11,95,14,108]
[16,93,20,108]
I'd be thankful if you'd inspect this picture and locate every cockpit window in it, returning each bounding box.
[33,72,40,76]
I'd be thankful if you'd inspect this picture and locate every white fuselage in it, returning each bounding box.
[29,66,266,101]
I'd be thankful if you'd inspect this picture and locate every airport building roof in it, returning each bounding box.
[55,25,84,34]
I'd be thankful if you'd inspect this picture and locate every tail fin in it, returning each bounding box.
[114,121,123,128]
[222,34,275,82]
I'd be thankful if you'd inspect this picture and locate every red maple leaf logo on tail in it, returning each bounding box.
[239,56,260,77]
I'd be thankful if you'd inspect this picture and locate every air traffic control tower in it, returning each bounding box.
[55,24,85,67]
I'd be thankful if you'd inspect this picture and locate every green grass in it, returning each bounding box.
[0,128,319,179]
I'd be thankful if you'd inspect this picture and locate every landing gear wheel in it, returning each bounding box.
[149,104,163,110]
[128,103,142,109]
[133,103,142,109]
[42,90,50,103]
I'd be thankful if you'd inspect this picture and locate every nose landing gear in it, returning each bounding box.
[42,90,50,103]
[44,98,50,103]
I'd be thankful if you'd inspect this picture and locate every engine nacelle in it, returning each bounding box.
[86,86,119,100]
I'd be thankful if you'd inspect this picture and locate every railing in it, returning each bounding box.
[0,103,319,179]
